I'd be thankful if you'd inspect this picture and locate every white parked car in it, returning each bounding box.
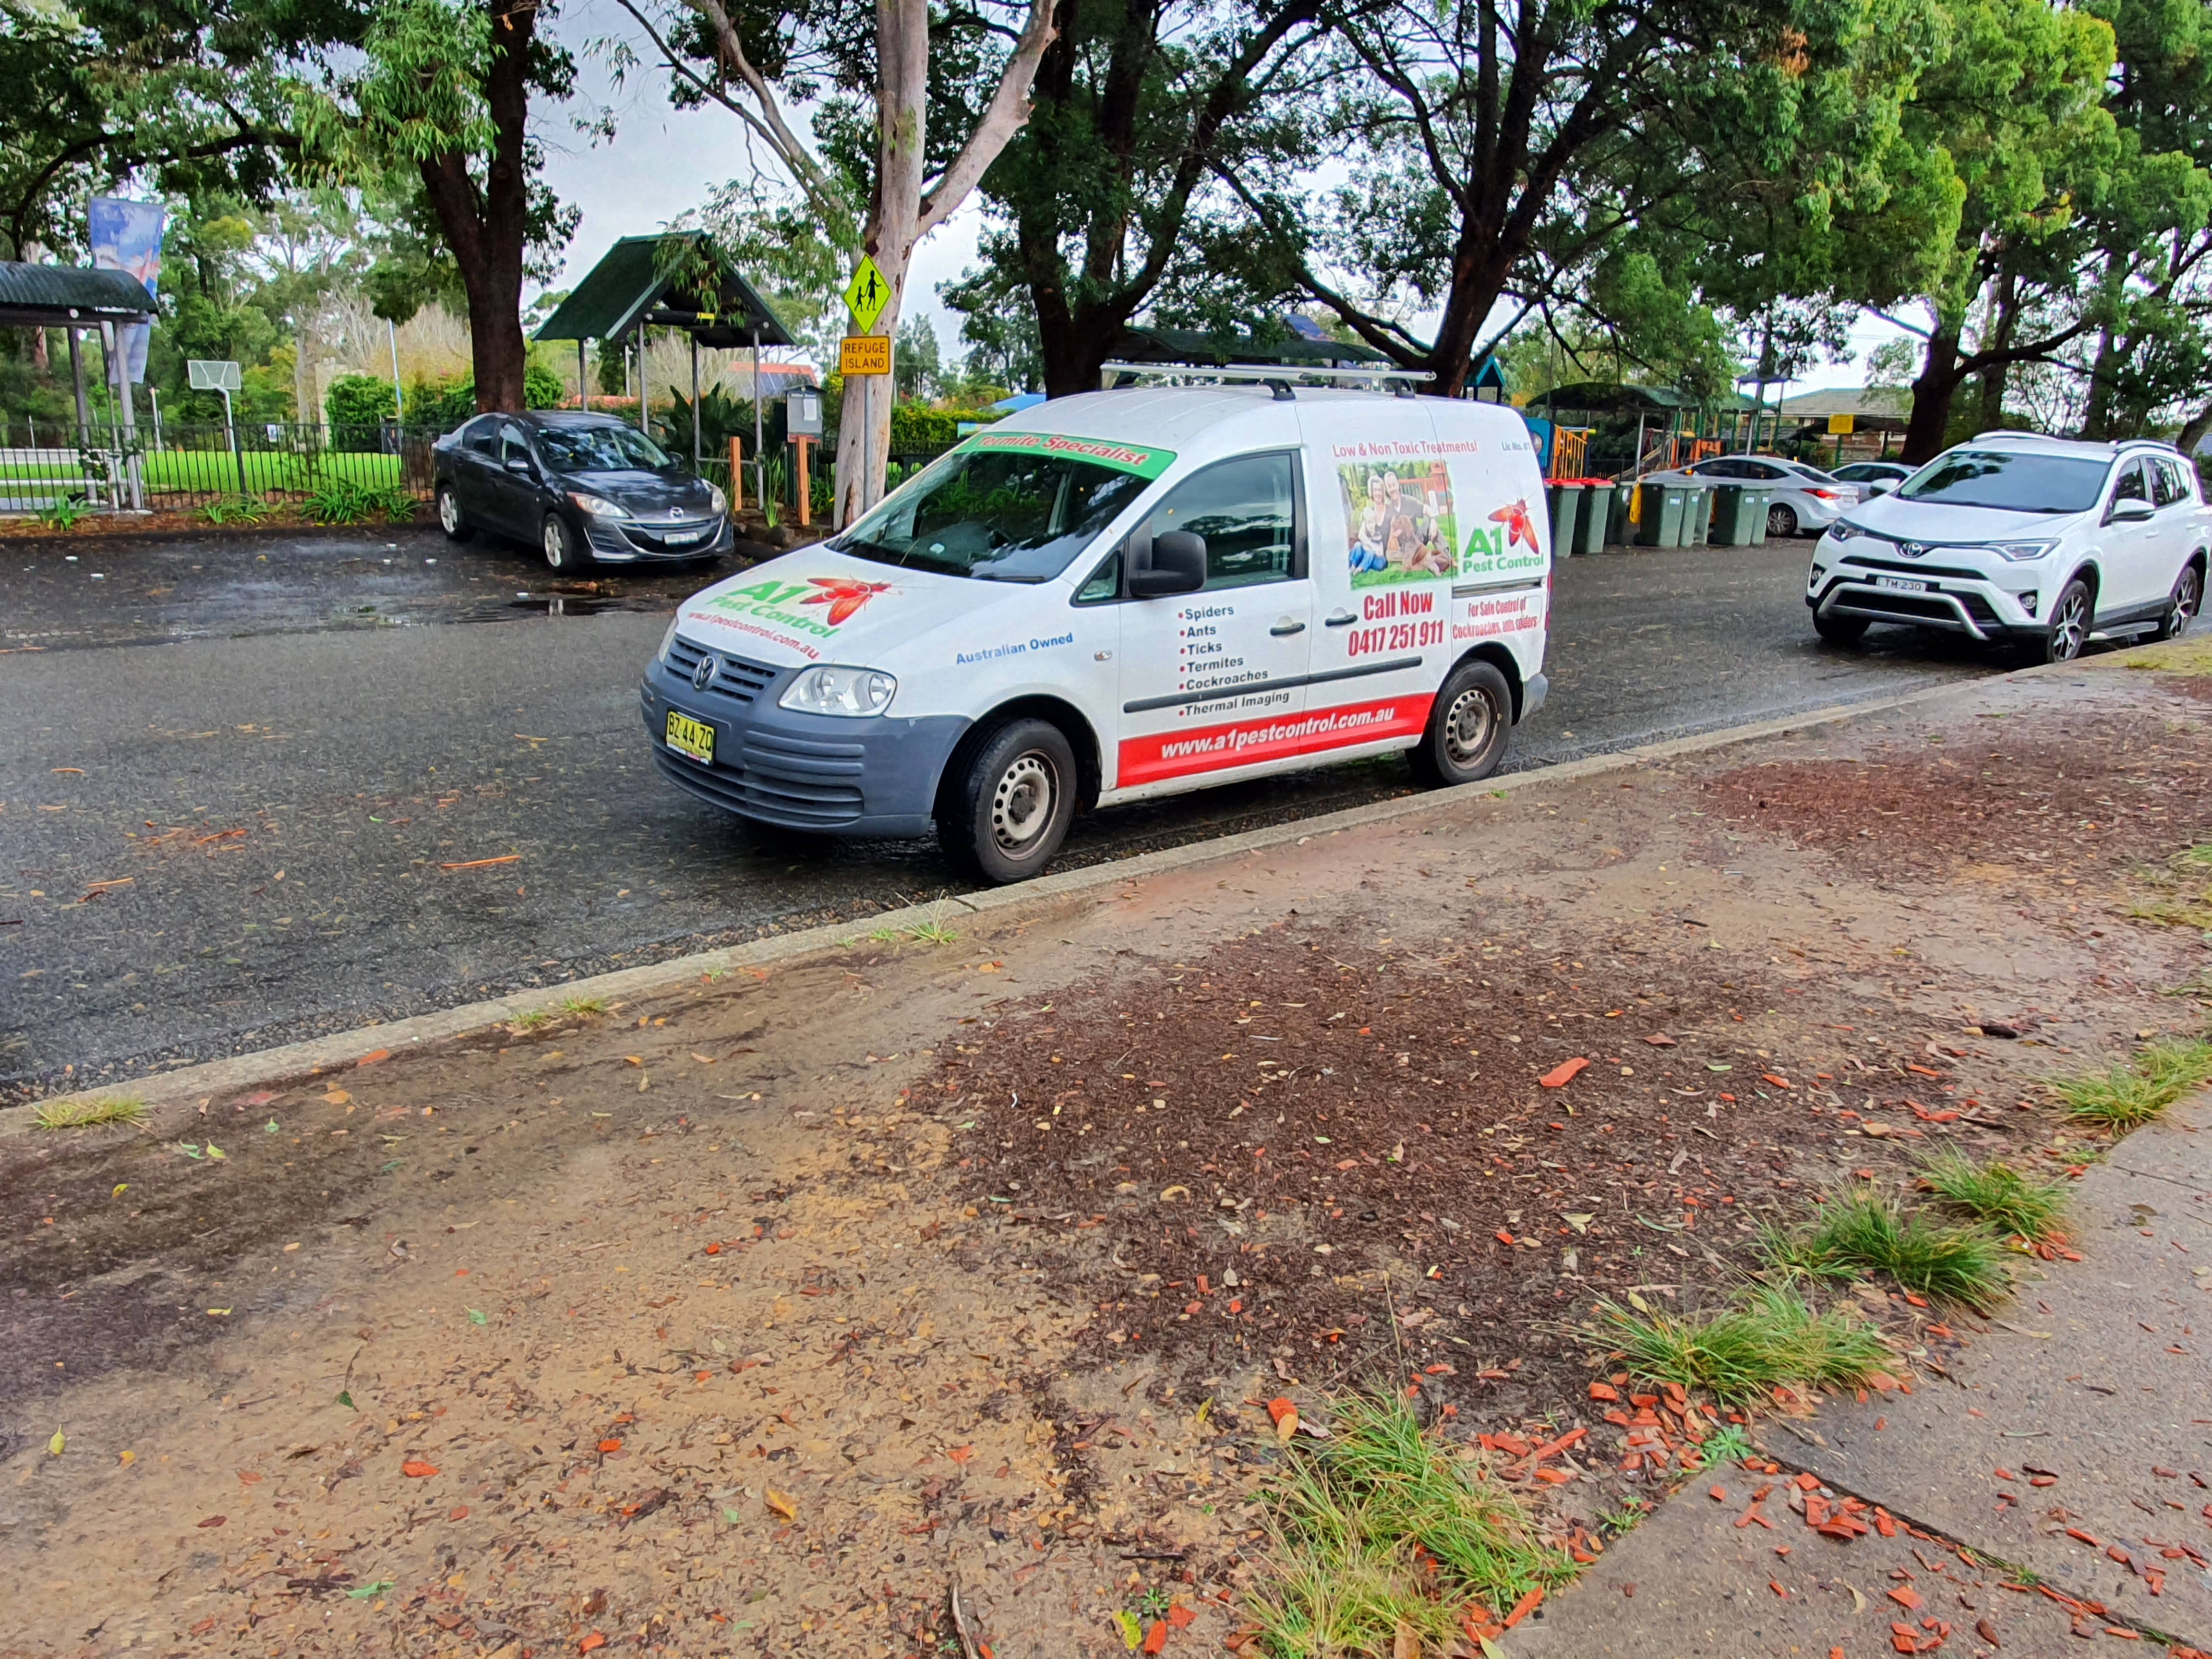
[1643,454,1862,537]
[643,385,1554,880]
[1831,459,1912,494]
[1807,433,2210,661]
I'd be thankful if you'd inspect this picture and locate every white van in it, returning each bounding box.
[641,382,1552,881]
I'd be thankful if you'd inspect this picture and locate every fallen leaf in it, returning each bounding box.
[1142,1621,1168,1654]
[400,1460,439,1478]
[467,1308,487,1325]
[47,1431,64,1456]
[356,1049,390,1067]
[1115,1610,1143,1648]
[346,1580,394,1599]
[1268,1397,1300,1441]
[578,1635,607,1654]
[764,1488,798,1521]
[197,1515,227,1528]
[598,1439,623,1454]
[948,1445,975,1464]
[1538,1057,1589,1088]
[1167,1606,1197,1630]
[1644,1034,1678,1047]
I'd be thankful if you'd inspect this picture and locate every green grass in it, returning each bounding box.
[2051,1036,2212,1129]
[1242,1392,1568,1658]
[558,996,608,1017]
[0,447,404,498]
[1762,1192,2009,1307]
[33,1095,149,1130]
[1918,1150,2069,1241]
[1594,1285,1891,1403]
[508,1009,553,1033]
[902,920,960,946]
[2125,844,2212,930]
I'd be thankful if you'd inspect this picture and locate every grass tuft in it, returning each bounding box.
[1594,1285,1889,1403]
[2051,1036,2212,1129]
[1243,1392,1568,1658]
[1765,1192,2009,1307]
[33,1095,150,1130]
[1918,1150,2068,1241]
[508,1009,553,1033]
[558,996,608,1017]
[902,920,960,946]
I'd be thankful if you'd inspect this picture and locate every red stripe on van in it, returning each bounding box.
[1117,694,1432,788]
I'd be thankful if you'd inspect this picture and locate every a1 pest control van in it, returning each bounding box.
[641,376,1552,881]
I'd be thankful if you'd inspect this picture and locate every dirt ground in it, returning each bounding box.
[3,649,2209,1659]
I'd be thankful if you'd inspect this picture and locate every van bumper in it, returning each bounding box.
[641,661,966,837]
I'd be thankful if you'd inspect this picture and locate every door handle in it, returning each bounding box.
[1271,617,1307,636]
[1323,610,1358,626]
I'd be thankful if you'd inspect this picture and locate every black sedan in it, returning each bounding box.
[431,411,732,570]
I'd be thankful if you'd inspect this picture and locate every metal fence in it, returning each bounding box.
[0,420,441,515]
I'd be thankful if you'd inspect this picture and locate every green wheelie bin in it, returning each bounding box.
[1573,483,1610,554]
[1634,480,1688,547]
[1709,483,1762,545]
[1681,482,1713,546]
[1547,481,1585,555]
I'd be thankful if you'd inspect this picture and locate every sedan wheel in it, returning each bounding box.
[436,483,473,543]
[541,513,590,571]
[2044,577,2092,663]
[1768,503,1799,538]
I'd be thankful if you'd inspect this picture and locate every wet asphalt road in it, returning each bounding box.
[0,524,2000,1099]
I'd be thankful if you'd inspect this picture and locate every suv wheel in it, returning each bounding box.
[2044,577,2092,662]
[1768,503,1799,538]
[938,718,1077,884]
[2151,562,2203,642]
[1814,611,1868,645]
[436,483,473,542]
[1410,659,1514,785]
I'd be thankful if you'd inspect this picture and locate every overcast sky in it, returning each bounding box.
[537,4,1891,392]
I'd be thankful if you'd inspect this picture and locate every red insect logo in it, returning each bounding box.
[1490,498,1538,551]
[801,576,894,625]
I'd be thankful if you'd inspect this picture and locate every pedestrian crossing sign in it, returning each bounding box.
[843,256,891,334]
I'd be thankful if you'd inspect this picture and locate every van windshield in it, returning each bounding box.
[833,447,1153,582]
[1898,449,2111,513]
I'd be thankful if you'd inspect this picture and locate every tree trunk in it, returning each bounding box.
[830,0,1056,524]
[2080,321,2119,440]
[413,0,536,414]
[1900,325,1964,464]
[2177,397,2212,457]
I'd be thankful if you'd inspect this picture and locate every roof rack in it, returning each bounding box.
[1100,360,1430,401]
[1968,429,2183,453]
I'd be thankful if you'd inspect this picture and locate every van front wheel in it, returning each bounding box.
[939,718,1078,884]
[1410,659,1513,787]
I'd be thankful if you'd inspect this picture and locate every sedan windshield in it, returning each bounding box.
[833,445,1153,582]
[1898,449,2110,513]
[537,425,674,472]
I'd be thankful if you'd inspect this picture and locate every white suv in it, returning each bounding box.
[1807,433,2210,661]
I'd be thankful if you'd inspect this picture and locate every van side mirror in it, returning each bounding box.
[1128,530,1206,598]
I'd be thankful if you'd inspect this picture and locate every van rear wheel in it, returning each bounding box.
[939,718,1077,884]
[1410,659,1513,787]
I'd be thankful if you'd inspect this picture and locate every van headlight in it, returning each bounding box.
[779,664,897,717]
[656,617,682,662]
[1985,540,2057,563]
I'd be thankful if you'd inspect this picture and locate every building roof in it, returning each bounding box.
[533,233,794,349]
[1540,381,1748,412]
[0,262,156,326]
[1776,386,1910,421]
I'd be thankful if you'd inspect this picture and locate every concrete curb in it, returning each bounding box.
[9,663,2064,1140]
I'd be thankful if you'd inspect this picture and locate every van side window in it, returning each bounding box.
[1141,453,1297,590]
[1073,549,1120,604]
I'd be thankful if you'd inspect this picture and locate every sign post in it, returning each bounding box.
[1827,411,1854,466]
[841,256,894,521]
[189,359,247,497]
[787,388,823,527]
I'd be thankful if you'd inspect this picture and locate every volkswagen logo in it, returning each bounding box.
[1896,541,1926,559]
[691,653,718,691]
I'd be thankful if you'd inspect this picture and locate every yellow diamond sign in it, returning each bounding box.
[843,256,891,334]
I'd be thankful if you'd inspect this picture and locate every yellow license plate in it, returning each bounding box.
[665,709,715,765]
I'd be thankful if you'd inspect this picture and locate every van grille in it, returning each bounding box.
[666,638,778,705]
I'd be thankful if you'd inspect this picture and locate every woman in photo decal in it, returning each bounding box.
[1350,471,1391,572]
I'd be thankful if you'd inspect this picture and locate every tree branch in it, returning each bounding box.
[916,0,1058,239]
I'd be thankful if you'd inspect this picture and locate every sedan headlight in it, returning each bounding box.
[708,484,728,516]
[779,664,897,717]
[1985,540,2058,563]
[569,491,631,520]
[656,617,682,662]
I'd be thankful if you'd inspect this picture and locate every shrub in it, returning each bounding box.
[1595,1285,1891,1402]
[525,362,565,409]
[325,373,396,432]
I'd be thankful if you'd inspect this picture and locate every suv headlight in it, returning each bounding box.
[1985,540,2057,563]
[708,484,728,516]
[656,617,682,662]
[779,664,896,717]
[1826,520,1867,542]
[569,491,631,520]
